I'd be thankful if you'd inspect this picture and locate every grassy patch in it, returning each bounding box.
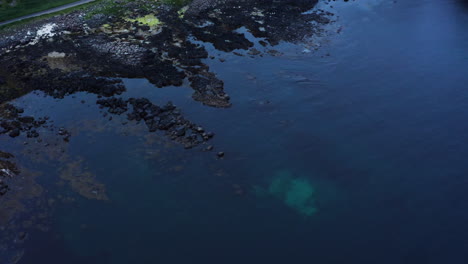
[0,0,83,22]
[0,0,194,30]
[0,0,96,30]
[84,0,130,18]
[86,0,192,19]
[126,14,162,27]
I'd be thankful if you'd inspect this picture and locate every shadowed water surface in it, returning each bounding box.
[3,0,468,263]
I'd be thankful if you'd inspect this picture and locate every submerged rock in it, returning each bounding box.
[256,170,318,216]
[59,158,109,201]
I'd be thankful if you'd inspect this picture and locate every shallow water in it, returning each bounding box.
[3,0,468,263]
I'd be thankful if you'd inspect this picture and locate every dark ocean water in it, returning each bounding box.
[4,0,468,263]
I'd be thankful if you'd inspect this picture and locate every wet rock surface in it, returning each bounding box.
[98,97,215,148]
[0,104,45,138]
[59,158,109,201]
[0,151,18,197]
[186,0,328,48]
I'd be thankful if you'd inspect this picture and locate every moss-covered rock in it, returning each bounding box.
[126,14,162,27]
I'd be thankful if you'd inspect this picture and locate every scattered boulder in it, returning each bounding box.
[47,51,66,58]
[97,97,215,148]
[0,104,49,139]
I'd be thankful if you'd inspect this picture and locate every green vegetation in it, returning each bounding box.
[0,0,95,30]
[0,0,81,22]
[86,0,191,19]
[85,0,127,18]
[177,5,188,18]
[126,14,162,27]
[0,0,193,30]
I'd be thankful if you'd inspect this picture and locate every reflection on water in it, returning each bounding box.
[2,0,468,263]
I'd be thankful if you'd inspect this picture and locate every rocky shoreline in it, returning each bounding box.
[0,0,334,260]
[0,0,331,146]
